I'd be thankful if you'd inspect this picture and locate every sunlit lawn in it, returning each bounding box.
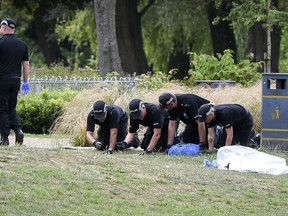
[0,146,287,216]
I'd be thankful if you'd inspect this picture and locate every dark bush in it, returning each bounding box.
[17,89,77,134]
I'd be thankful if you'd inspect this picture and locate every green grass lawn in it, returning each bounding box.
[0,146,287,216]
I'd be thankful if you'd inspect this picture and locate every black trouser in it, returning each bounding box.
[216,112,254,147]
[178,124,220,149]
[0,77,22,137]
[140,127,168,151]
[182,124,199,144]
[96,114,128,148]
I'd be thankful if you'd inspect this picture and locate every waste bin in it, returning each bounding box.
[261,73,288,150]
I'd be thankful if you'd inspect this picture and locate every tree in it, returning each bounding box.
[245,0,281,73]
[55,4,98,68]
[206,0,237,61]
[216,0,288,73]
[94,0,122,75]
[142,0,212,78]
[246,21,281,73]
[33,1,66,66]
[94,0,151,75]
[10,0,91,66]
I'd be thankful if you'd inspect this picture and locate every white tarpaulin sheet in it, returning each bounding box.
[216,146,288,175]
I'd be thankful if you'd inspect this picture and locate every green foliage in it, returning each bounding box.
[279,25,288,72]
[137,71,173,90]
[30,63,101,78]
[71,127,89,147]
[0,0,45,67]
[105,71,121,78]
[187,50,263,87]
[17,89,77,134]
[214,1,288,64]
[142,0,212,72]
[55,2,97,68]
[215,0,288,32]
[30,66,129,80]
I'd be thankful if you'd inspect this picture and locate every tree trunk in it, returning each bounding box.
[34,1,66,66]
[94,0,123,75]
[206,0,237,61]
[115,0,149,75]
[94,0,149,76]
[168,42,190,80]
[247,22,280,73]
[266,0,272,73]
[246,0,280,73]
[271,26,281,73]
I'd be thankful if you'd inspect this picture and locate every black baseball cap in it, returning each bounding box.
[129,98,142,119]
[0,18,16,29]
[198,104,214,122]
[93,100,107,119]
[158,92,174,108]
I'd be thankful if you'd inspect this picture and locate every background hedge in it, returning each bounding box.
[17,89,77,134]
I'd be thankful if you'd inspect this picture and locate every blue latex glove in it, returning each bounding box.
[22,81,30,94]
[203,159,218,167]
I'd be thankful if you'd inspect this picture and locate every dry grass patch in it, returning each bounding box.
[51,82,262,145]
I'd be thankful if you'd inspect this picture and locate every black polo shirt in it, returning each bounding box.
[206,104,251,129]
[0,34,29,78]
[86,105,127,132]
[168,94,209,127]
[129,103,168,133]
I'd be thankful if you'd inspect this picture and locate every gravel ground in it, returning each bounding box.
[7,136,143,151]
[8,135,73,149]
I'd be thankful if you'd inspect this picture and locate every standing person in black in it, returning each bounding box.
[158,93,209,150]
[117,98,169,154]
[0,18,30,145]
[86,100,128,154]
[198,103,254,149]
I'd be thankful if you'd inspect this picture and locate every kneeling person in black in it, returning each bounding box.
[119,98,169,154]
[159,93,209,149]
[198,103,253,149]
[86,100,128,154]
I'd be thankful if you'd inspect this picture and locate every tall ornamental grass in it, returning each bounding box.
[50,82,261,146]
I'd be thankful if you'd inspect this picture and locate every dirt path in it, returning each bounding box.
[7,135,143,151]
[8,136,73,149]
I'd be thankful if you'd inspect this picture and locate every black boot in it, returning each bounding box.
[0,135,9,146]
[14,128,24,145]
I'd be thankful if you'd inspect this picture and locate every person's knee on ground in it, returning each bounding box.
[129,137,140,148]
[249,133,260,148]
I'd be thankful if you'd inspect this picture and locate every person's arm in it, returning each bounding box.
[207,127,216,150]
[108,128,118,151]
[225,127,233,146]
[197,120,206,145]
[124,132,136,144]
[147,128,161,151]
[167,120,177,145]
[22,60,29,81]
[86,131,95,145]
